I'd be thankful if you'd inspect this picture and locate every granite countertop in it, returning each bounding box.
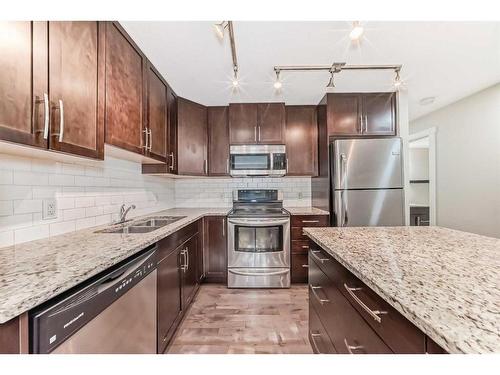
[0,207,230,324]
[303,226,500,354]
[284,206,329,215]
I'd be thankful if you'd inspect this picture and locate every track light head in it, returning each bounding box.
[273,70,282,90]
[349,21,364,42]
[214,21,227,39]
[326,70,335,89]
[394,68,402,90]
[231,67,239,88]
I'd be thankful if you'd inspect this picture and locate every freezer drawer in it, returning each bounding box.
[227,268,290,288]
[331,138,403,190]
[333,189,404,227]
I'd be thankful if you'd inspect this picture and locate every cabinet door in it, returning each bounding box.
[229,103,258,144]
[203,216,227,283]
[285,105,318,176]
[208,106,229,176]
[167,88,178,174]
[0,21,48,149]
[146,64,168,162]
[328,94,362,135]
[362,93,396,135]
[157,247,182,353]
[48,22,104,159]
[182,234,199,309]
[177,98,208,175]
[104,22,146,155]
[257,103,285,144]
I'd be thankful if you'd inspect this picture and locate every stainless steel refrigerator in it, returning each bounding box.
[330,138,405,227]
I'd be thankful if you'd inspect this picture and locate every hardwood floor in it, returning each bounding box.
[167,284,313,354]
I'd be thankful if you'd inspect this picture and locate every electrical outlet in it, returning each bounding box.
[43,199,57,220]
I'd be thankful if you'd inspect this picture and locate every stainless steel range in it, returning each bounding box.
[227,189,290,288]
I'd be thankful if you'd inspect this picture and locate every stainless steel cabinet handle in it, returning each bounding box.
[286,158,289,174]
[148,128,152,151]
[58,99,64,142]
[310,332,322,353]
[301,245,309,249]
[310,250,329,264]
[143,128,149,150]
[302,220,319,223]
[169,152,175,170]
[180,249,187,271]
[364,115,368,133]
[222,218,225,237]
[254,126,257,142]
[302,264,309,268]
[344,283,387,323]
[258,126,261,142]
[344,338,364,354]
[37,93,49,139]
[309,285,330,305]
[359,114,363,133]
[186,247,189,271]
[203,159,208,174]
[226,158,229,174]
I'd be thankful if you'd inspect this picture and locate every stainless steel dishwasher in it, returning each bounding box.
[30,245,157,354]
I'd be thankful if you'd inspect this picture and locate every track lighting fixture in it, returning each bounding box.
[349,21,364,42]
[326,70,335,88]
[273,70,282,90]
[394,68,402,89]
[232,67,239,88]
[213,21,228,39]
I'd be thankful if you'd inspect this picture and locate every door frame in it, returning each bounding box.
[408,127,437,226]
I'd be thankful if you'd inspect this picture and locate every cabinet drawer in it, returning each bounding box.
[291,240,310,254]
[157,221,198,262]
[309,241,426,353]
[291,253,308,283]
[291,227,309,241]
[309,259,392,354]
[309,300,336,354]
[291,215,329,227]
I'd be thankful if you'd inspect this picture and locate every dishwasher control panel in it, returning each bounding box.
[30,246,157,354]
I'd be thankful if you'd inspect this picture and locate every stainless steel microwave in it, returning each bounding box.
[229,145,287,177]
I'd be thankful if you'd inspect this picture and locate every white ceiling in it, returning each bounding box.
[121,21,500,120]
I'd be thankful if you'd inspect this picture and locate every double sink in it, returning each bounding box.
[96,216,186,234]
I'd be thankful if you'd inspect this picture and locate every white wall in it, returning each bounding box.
[0,154,175,247]
[175,177,311,208]
[410,83,500,238]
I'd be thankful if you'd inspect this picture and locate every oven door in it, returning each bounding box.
[227,217,290,268]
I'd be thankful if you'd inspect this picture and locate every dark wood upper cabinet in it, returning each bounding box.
[326,93,396,136]
[229,102,285,145]
[229,103,258,144]
[328,94,362,135]
[167,88,178,174]
[208,106,229,176]
[0,21,48,149]
[104,22,146,155]
[203,216,227,283]
[146,63,168,162]
[285,105,318,176]
[257,103,285,144]
[362,93,396,135]
[48,22,104,159]
[177,97,208,176]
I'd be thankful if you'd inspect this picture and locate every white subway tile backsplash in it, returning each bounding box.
[13,199,43,214]
[75,197,95,208]
[50,221,76,236]
[49,174,75,186]
[0,185,32,200]
[75,217,96,231]
[14,171,48,186]
[0,201,13,217]
[0,231,14,248]
[14,224,49,243]
[0,214,33,232]
[63,208,87,221]
[0,171,13,184]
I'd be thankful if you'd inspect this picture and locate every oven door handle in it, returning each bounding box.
[228,218,290,226]
[228,269,289,277]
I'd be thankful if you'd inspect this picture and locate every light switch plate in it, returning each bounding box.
[42,199,57,220]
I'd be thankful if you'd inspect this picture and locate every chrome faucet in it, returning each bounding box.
[118,204,136,224]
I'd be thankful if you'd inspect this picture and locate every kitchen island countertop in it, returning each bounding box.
[303,226,500,354]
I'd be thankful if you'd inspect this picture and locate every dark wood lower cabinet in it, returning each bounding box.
[308,300,336,354]
[291,253,308,283]
[203,216,227,283]
[157,245,182,353]
[308,240,446,354]
[181,234,200,309]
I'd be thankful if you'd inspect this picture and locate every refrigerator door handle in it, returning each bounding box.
[340,153,347,188]
[341,190,348,227]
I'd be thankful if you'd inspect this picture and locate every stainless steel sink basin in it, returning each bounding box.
[95,216,186,234]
